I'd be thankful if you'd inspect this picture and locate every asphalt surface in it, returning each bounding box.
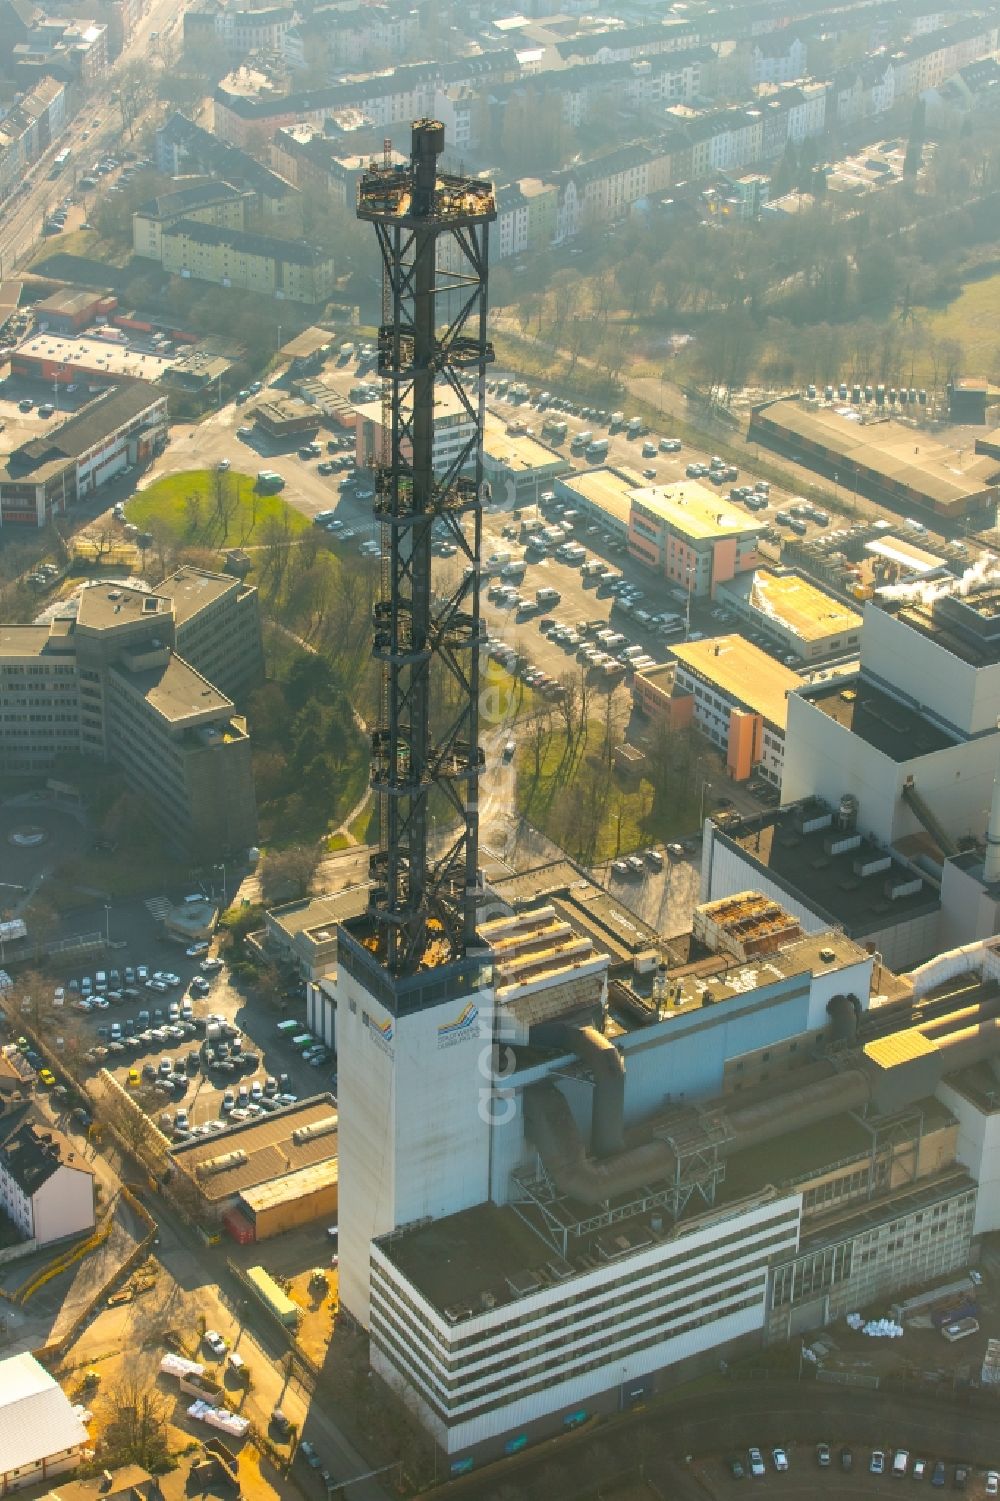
[451,1383,1000,1501]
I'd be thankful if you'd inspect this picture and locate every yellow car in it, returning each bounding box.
[38,1068,56,1086]
[127,1068,141,1087]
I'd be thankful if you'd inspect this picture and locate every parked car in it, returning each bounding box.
[203,1329,227,1357]
[299,1441,322,1469]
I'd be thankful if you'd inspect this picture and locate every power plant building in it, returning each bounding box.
[326,118,1000,1476]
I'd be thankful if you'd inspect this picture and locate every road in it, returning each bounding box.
[0,0,193,277]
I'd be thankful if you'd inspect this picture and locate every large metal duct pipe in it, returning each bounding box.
[565,1026,626,1158]
[723,1068,872,1151]
[907,942,998,999]
[931,1016,1000,1073]
[523,1083,675,1205]
[827,993,861,1045]
[917,994,1000,1040]
[523,1010,1000,1212]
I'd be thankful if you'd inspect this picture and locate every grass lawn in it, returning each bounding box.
[517,719,703,861]
[26,227,130,270]
[918,270,1000,382]
[127,471,311,550]
[347,800,375,844]
[324,832,351,852]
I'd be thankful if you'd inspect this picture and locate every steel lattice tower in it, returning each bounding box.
[357,121,495,977]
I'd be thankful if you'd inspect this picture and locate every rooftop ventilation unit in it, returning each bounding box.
[195,1148,248,1178]
[291,1115,338,1145]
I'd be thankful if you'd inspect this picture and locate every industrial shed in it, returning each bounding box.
[169,1096,337,1232]
[749,397,1000,521]
[236,1159,338,1241]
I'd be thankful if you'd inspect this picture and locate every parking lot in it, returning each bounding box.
[32,917,330,1145]
[693,1446,997,1497]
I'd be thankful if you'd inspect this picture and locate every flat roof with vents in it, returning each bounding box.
[170,1094,337,1201]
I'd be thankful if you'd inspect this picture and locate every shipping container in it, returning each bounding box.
[222,1208,255,1245]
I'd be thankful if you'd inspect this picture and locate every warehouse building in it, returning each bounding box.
[169,1096,337,1236]
[749,397,1000,522]
[0,383,168,528]
[634,635,803,785]
[628,481,764,597]
[237,1160,337,1241]
[717,566,864,661]
[10,332,177,388]
[0,1354,89,1492]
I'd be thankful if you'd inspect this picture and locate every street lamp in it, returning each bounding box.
[104,904,111,947]
[214,863,227,905]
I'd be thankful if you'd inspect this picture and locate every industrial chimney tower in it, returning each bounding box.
[357,121,496,976]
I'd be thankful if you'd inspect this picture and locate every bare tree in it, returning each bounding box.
[103,1367,172,1468]
[259,844,320,903]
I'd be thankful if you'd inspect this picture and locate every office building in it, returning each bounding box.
[0,384,168,528]
[356,386,475,477]
[553,465,647,543]
[0,1354,89,1492]
[0,573,260,858]
[628,481,764,597]
[481,417,570,507]
[717,567,863,662]
[634,635,803,785]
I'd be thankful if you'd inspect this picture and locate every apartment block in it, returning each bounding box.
[11,15,108,82]
[132,180,253,261]
[0,1114,95,1246]
[184,0,294,59]
[0,573,260,857]
[0,76,66,199]
[157,220,335,304]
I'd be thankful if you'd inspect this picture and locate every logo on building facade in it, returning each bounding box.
[438,1000,480,1049]
[363,1010,394,1055]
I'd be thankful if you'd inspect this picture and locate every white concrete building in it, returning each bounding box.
[782,591,1000,852]
[0,1353,89,1491]
[750,35,807,85]
[0,1117,96,1246]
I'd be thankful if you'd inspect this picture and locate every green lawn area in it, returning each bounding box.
[517,719,704,861]
[27,227,130,270]
[127,471,311,549]
[919,270,1000,382]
